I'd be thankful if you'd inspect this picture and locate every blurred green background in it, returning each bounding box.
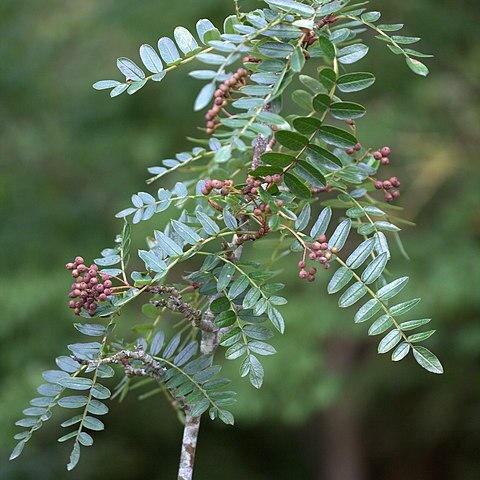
[1,0,479,478]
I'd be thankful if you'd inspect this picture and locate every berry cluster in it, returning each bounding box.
[242,174,282,196]
[205,68,249,135]
[373,146,392,165]
[298,234,339,282]
[201,179,234,196]
[374,176,401,203]
[346,143,362,155]
[66,257,112,316]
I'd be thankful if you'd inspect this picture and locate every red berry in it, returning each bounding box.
[354,143,361,151]
[381,146,391,156]
[346,148,355,155]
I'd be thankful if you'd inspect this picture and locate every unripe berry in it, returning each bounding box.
[381,146,391,156]
[99,293,107,301]
[299,269,309,279]
[75,256,84,265]
[66,263,75,270]
[104,280,113,288]
[330,247,339,254]
[309,252,317,260]
[354,143,362,151]
[374,181,383,190]
[318,234,327,243]
[324,263,331,270]
[384,192,393,203]
[346,148,355,155]
[381,157,390,165]
[383,181,392,190]
[298,260,306,269]
[275,199,284,207]
[392,190,401,199]
[373,151,383,160]
[272,174,281,183]
[72,270,79,278]
[309,267,317,275]
[312,242,321,251]
[390,176,401,187]
[324,251,332,260]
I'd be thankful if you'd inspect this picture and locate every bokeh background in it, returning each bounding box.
[1,0,479,478]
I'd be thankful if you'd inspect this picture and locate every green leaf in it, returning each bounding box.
[406,57,429,76]
[275,131,309,151]
[9,440,27,460]
[78,432,94,447]
[67,441,81,471]
[261,152,295,168]
[399,318,431,331]
[413,346,443,374]
[158,37,181,65]
[258,41,294,58]
[376,277,409,300]
[338,282,367,308]
[228,276,249,300]
[139,44,163,73]
[318,125,357,148]
[337,44,369,64]
[295,204,311,231]
[378,329,402,353]
[295,161,326,188]
[58,396,89,409]
[87,400,109,416]
[337,72,375,93]
[57,377,93,391]
[93,80,121,91]
[210,296,230,314]
[354,299,381,323]
[174,26,199,55]
[267,305,285,334]
[138,249,166,273]
[361,253,388,284]
[116,57,145,81]
[330,101,366,120]
[392,342,410,361]
[368,315,393,336]
[171,220,201,245]
[217,263,236,291]
[306,144,342,171]
[346,238,375,269]
[408,330,436,343]
[389,298,421,316]
[73,323,106,337]
[310,207,332,238]
[312,93,331,115]
[265,0,315,17]
[150,331,165,356]
[293,117,322,135]
[247,355,264,389]
[284,173,311,199]
[248,341,276,356]
[154,230,183,257]
[91,384,111,400]
[329,219,352,250]
[327,267,353,294]
[196,211,220,235]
